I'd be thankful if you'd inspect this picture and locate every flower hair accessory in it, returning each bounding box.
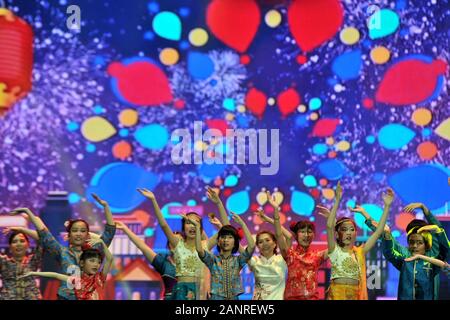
[290,221,298,230]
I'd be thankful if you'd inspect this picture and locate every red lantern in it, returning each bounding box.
[0,8,33,116]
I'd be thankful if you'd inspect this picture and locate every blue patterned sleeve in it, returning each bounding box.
[238,247,253,268]
[199,250,215,270]
[37,228,63,262]
[100,223,116,247]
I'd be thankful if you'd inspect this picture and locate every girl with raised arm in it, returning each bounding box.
[0,225,43,300]
[137,188,215,300]
[325,182,393,300]
[20,237,114,300]
[192,212,255,300]
[9,194,116,300]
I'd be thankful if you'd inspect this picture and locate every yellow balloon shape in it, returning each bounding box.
[435,117,450,141]
[256,191,268,206]
[339,27,360,45]
[189,28,209,47]
[81,116,116,142]
[265,10,282,28]
[272,191,284,205]
[336,141,351,152]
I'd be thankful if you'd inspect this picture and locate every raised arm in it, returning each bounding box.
[405,254,447,268]
[115,221,156,263]
[9,208,46,231]
[91,193,114,226]
[100,240,113,277]
[255,207,293,248]
[265,191,289,258]
[206,186,230,226]
[205,214,221,251]
[231,212,255,254]
[363,188,394,254]
[404,203,449,259]
[2,227,39,241]
[10,208,63,259]
[182,214,204,258]
[138,188,179,249]
[326,182,342,254]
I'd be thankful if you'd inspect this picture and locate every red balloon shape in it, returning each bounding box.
[277,88,301,118]
[206,0,261,53]
[107,61,173,106]
[245,87,267,119]
[288,0,343,52]
[375,58,447,106]
[206,119,229,136]
[311,118,340,137]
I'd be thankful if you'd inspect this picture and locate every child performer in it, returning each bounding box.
[325,182,393,300]
[20,237,113,300]
[191,212,255,300]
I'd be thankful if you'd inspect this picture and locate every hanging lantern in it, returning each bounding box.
[0,7,33,116]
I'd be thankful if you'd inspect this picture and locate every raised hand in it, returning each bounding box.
[181,213,200,228]
[417,225,440,234]
[1,226,22,236]
[231,212,244,226]
[137,188,156,200]
[91,193,108,207]
[86,237,103,248]
[384,224,391,234]
[206,186,220,204]
[208,213,222,229]
[316,205,331,219]
[9,208,32,216]
[382,188,394,206]
[253,209,269,222]
[335,181,343,201]
[404,255,421,262]
[266,191,279,209]
[89,232,101,240]
[403,202,426,213]
[114,221,127,230]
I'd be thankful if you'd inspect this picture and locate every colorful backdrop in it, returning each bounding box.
[0,0,449,300]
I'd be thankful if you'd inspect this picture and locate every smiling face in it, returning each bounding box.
[69,221,89,247]
[256,232,277,257]
[296,227,315,248]
[408,233,426,255]
[9,233,29,258]
[337,221,357,247]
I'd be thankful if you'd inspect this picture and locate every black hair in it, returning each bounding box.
[80,248,103,262]
[66,219,90,233]
[405,219,427,234]
[217,225,240,254]
[8,231,30,245]
[290,220,316,235]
